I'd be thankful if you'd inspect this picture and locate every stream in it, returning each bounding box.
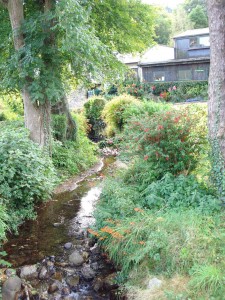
[2,156,122,300]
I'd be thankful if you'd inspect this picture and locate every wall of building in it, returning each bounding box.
[142,61,209,83]
[174,36,210,59]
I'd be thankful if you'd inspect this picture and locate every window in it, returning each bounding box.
[153,71,165,82]
[189,35,210,48]
[178,69,192,80]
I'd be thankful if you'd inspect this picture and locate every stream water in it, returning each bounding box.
[3,156,120,300]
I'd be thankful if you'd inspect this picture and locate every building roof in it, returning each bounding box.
[173,28,209,39]
[140,45,174,64]
[118,45,174,65]
[139,56,210,67]
[117,53,140,64]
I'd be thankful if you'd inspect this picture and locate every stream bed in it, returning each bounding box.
[2,157,122,300]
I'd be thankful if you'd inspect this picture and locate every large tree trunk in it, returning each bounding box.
[5,0,51,146]
[208,0,225,154]
[207,0,225,196]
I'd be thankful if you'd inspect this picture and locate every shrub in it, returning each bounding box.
[0,93,23,115]
[51,114,68,142]
[141,173,219,213]
[0,122,57,230]
[121,108,206,177]
[152,81,208,102]
[122,100,171,122]
[84,96,106,140]
[0,93,23,121]
[119,80,208,102]
[102,94,140,136]
[52,112,97,177]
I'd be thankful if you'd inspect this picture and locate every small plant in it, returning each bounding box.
[189,264,224,294]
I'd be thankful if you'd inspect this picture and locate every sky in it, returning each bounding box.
[141,0,184,9]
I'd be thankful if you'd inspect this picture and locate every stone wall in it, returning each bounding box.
[68,87,88,110]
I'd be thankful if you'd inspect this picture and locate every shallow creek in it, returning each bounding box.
[3,157,121,300]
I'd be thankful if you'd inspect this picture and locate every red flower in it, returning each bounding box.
[157,125,164,130]
[144,155,149,161]
[166,156,169,161]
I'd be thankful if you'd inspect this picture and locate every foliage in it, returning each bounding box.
[94,206,225,281]
[154,8,172,45]
[0,0,126,104]
[0,94,23,121]
[0,93,23,115]
[120,80,208,102]
[52,112,97,177]
[92,102,223,298]
[171,5,193,38]
[121,108,206,177]
[89,0,156,53]
[141,173,219,213]
[102,94,140,136]
[189,264,224,294]
[151,80,208,101]
[122,100,171,122]
[52,114,69,142]
[119,81,152,99]
[84,96,106,140]
[0,122,57,230]
[0,0,158,106]
[188,5,208,29]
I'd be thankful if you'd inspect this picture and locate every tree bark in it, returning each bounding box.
[208,0,225,159]
[2,0,51,147]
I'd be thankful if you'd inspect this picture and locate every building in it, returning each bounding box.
[121,28,210,83]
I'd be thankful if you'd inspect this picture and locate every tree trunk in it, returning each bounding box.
[208,0,225,154]
[5,0,51,146]
[207,0,225,196]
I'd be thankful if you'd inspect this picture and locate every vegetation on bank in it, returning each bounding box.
[0,96,97,262]
[84,96,225,299]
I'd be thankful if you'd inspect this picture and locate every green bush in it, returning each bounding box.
[84,96,106,140]
[0,122,57,230]
[51,114,68,142]
[121,108,206,177]
[153,81,208,102]
[141,173,219,213]
[102,94,140,136]
[0,93,23,115]
[122,100,171,122]
[120,80,208,102]
[52,112,97,177]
